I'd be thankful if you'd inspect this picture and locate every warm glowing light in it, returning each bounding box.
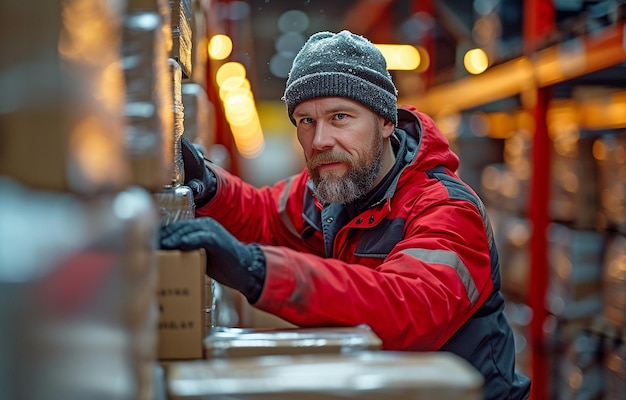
[208,34,233,60]
[214,61,265,158]
[218,77,251,100]
[464,48,489,75]
[215,62,246,86]
[230,115,265,158]
[592,140,607,161]
[375,44,421,70]
[225,95,256,125]
[415,46,430,73]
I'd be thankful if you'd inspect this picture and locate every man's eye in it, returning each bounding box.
[334,113,347,120]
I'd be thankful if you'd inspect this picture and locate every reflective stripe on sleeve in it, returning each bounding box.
[401,248,479,306]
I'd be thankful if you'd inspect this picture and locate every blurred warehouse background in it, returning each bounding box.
[1,0,626,399]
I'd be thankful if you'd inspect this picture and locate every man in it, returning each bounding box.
[160,30,531,399]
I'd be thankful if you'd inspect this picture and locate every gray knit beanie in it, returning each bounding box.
[283,30,398,126]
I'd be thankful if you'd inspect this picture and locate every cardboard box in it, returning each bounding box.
[157,249,207,359]
[166,351,484,399]
[204,325,382,359]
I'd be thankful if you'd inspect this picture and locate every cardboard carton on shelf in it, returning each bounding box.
[157,249,210,360]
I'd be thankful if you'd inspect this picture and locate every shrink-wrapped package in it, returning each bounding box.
[166,351,484,399]
[122,9,174,190]
[170,58,185,186]
[0,0,129,193]
[204,325,382,359]
[182,83,215,151]
[169,0,193,78]
[0,178,160,400]
[154,184,195,225]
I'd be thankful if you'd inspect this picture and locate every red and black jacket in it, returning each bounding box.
[198,106,530,399]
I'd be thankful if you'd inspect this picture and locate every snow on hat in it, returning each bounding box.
[283,30,398,126]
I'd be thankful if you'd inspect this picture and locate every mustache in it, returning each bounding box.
[307,151,353,169]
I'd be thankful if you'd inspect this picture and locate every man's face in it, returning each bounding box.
[292,97,393,203]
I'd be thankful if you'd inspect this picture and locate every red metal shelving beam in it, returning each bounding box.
[524,1,554,399]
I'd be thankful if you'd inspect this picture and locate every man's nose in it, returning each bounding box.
[311,123,335,151]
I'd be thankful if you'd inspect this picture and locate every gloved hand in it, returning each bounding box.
[181,136,217,208]
[159,217,266,303]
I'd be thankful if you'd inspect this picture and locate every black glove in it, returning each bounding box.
[181,136,217,208]
[159,217,266,303]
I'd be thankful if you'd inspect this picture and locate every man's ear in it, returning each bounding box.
[381,117,395,139]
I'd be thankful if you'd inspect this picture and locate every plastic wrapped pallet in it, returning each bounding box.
[0,177,160,400]
[154,184,195,225]
[127,0,173,52]
[189,0,208,86]
[153,59,194,225]
[0,0,130,193]
[204,325,382,359]
[165,351,484,399]
[122,9,174,191]
[152,61,192,223]
[182,83,215,151]
[170,0,193,78]
[170,58,185,186]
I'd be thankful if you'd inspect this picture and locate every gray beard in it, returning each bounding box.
[312,143,383,204]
